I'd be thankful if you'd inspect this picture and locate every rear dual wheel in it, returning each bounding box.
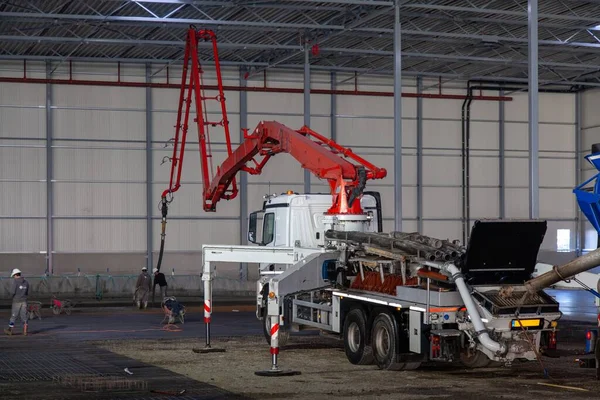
[371,312,420,371]
[343,308,374,365]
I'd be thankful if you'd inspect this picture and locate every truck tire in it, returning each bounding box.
[371,311,420,371]
[343,308,374,365]
[262,311,290,347]
[460,349,492,368]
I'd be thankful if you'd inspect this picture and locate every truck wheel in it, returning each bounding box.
[371,311,419,371]
[262,312,290,347]
[343,308,374,365]
[460,349,491,368]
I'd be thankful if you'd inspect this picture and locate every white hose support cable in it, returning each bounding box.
[424,261,507,356]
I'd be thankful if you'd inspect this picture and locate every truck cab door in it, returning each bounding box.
[248,210,276,246]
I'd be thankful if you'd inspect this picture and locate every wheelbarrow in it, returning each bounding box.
[50,296,75,315]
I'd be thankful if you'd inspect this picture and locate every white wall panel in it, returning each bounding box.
[0,147,45,180]
[423,155,460,185]
[470,99,499,120]
[423,187,461,218]
[539,159,575,187]
[422,120,461,148]
[469,122,499,150]
[505,93,528,122]
[54,148,145,181]
[247,115,303,131]
[469,188,499,218]
[336,118,399,147]
[337,96,391,117]
[422,91,462,119]
[53,85,145,108]
[539,94,575,124]
[583,89,600,128]
[539,189,576,219]
[311,94,330,115]
[540,124,575,151]
[152,220,239,252]
[0,183,45,216]
[504,188,529,218]
[582,126,600,150]
[0,83,44,106]
[505,157,529,186]
[55,220,146,252]
[54,183,146,216]
[54,109,145,141]
[469,157,499,186]
[0,108,45,139]
[505,122,528,150]
[0,219,45,252]
[248,93,303,114]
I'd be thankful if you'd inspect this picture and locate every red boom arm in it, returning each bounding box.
[161,27,387,215]
[204,121,387,214]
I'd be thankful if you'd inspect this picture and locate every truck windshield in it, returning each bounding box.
[262,213,275,245]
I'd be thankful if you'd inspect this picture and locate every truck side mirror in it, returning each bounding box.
[248,210,263,244]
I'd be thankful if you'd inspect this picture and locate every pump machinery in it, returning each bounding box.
[156,27,600,374]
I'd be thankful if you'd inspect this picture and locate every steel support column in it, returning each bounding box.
[499,88,505,219]
[528,0,540,219]
[393,0,403,231]
[416,77,423,233]
[304,44,311,193]
[239,68,249,280]
[575,91,583,255]
[330,72,337,142]
[45,61,53,275]
[145,64,154,271]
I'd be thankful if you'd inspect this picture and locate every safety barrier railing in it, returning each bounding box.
[0,274,254,301]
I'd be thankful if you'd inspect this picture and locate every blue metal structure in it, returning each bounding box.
[574,148,600,239]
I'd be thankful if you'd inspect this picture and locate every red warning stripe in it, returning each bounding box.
[204,302,211,313]
[270,323,279,336]
[270,347,279,355]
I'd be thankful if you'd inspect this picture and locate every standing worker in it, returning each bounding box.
[4,269,29,336]
[134,266,152,309]
[153,268,168,300]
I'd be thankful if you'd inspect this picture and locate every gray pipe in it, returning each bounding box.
[425,261,507,356]
[524,247,600,294]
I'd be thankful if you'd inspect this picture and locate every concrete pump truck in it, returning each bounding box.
[156,27,600,376]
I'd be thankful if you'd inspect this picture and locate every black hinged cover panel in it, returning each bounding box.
[458,219,547,285]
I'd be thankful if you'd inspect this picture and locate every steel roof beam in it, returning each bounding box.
[4,11,600,52]
[2,35,599,71]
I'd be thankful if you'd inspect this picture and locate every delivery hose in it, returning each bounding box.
[153,196,169,306]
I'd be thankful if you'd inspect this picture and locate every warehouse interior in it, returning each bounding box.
[2,1,600,399]
[1,0,597,281]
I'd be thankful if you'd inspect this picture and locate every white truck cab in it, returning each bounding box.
[247,191,383,250]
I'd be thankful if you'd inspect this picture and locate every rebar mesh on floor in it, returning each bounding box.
[0,352,105,382]
[56,374,148,392]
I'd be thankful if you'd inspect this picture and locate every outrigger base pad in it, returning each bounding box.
[254,369,301,377]
[192,347,226,353]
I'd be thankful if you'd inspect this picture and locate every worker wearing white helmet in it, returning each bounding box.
[133,266,152,309]
[4,268,30,336]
